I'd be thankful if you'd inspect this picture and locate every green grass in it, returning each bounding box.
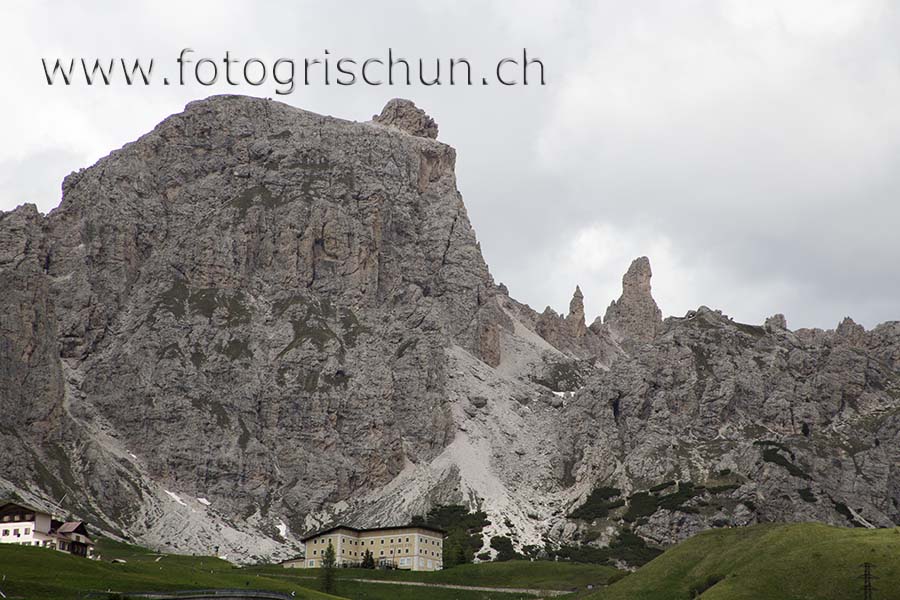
[0,541,341,600]
[587,523,900,600]
[250,560,620,592]
[0,540,619,600]
[297,579,533,600]
[569,487,624,520]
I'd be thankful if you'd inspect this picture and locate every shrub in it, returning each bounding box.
[551,529,661,567]
[320,541,336,593]
[797,488,817,503]
[649,481,676,492]
[624,492,659,522]
[606,530,662,566]
[569,487,624,520]
[411,505,490,565]
[361,549,375,568]
[760,447,811,480]
[490,536,522,561]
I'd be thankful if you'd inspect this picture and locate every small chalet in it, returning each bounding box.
[0,501,95,558]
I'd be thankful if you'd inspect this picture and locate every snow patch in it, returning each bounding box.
[276,519,288,538]
[164,490,187,506]
[848,505,876,528]
[197,497,211,506]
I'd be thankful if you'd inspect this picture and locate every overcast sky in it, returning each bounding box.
[2,0,899,329]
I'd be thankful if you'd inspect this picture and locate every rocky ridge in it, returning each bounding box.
[1,96,898,563]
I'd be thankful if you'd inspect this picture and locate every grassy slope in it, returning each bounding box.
[588,523,900,600]
[250,560,621,591]
[0,540,613,600]
[301,579,538,600]
[0,541,341,600]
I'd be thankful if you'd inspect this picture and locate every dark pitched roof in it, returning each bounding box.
[301,523,447,542]
[53,521,92,542]
[0,500,45,514]
[57,521,84,534]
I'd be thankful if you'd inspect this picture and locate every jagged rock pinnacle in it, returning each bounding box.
[566,285,587,337]
[372,98,438,139]
[604,256,662,343]
[835,316,866,346]
[765,313,788,331]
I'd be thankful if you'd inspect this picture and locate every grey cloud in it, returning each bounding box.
[1,0,897,329]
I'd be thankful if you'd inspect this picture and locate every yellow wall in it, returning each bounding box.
[301,527,444,571]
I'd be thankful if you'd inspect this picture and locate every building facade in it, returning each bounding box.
[293,525,445,571]
[0,502,94,558]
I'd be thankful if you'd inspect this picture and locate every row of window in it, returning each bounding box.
[311,535,441,546]
[1,514,34,523]
[0,538,74,552]
[307,557,436,569]
[3,540,55,548]
[310,546,441,558]
[1,528,31,536]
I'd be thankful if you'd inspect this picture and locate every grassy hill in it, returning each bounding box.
[18,524,896,600]
[0,540,339,600]
[0,539,619,600]
[587,523,900,600]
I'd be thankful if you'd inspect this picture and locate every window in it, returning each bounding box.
[405,537,409,542]
[308,560,314,567]
[24,528,30,535]
[313,550,317,555]
[13,529,19,535]
[379,551,384,556]
[2,529,8,536]
[389,538,393,543]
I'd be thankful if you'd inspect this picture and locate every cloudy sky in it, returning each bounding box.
[2,0,899,329]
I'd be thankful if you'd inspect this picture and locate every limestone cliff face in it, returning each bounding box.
[1,97,898,562]
[0,96,503,558]
[559,304,900,545]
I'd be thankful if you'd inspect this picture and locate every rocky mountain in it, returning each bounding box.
[1,96,898,563]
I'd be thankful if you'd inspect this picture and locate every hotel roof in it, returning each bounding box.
[301,523,447,542]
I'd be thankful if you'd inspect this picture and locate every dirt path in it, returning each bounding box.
[345,577,571,596]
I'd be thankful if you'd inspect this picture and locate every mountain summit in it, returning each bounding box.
[1,96,898,562]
